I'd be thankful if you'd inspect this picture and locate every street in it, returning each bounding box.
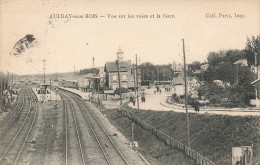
[129,88,260,116]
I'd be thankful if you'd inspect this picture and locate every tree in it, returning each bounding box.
[204,49,246,84]
[198,82,226,106]
[244,35,260,67]
[236,66,255,105]
[198,67,255,107]
[114,87,128,95]
[188,61,201,72]
[138,62,174,82]
[224,49,245,64]
[203,65,218,82]
[207,50,226,66]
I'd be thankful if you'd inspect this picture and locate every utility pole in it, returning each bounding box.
[0,73,2,99]
[255,52,259,108]
[50,78,52,93]
[142,68,144,81]
[92,57,95,69]
[11,73,13,101]
[50,78,52,101]
[92,57,96,93]
[43,59,46,103]
[136,54,140,109]
[116,59,122,105]
[43,59,46,85]
[133,64,136,95]
[157,67,159,85]
[97,78,100,104]
[183,38,190,147]
[163,68,165,81]
[146,68,148,82]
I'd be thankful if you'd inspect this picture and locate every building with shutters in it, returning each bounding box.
[104,47,141,90]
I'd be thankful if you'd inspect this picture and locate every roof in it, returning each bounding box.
[233,59,248,66]
[79,68,99,75]
[193,70,202,74]
[62,79,77,83]
[78,73,94,78]
[172,73,201,85]
[105,61,131,72]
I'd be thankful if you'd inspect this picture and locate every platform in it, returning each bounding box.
[32,87,61,102]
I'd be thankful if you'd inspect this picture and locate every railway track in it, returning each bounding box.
[59,89,129,165]
[0,89,27,149]
[0,89,25,137]
[60,93,88,165]
[0,89,38,165]
[0,89,22,126]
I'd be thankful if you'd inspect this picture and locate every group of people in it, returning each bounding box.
[130,94,146,106]
[130,96,136,106]
[154,86,162,94]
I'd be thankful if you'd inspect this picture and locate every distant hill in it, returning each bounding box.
[15,71,79,82]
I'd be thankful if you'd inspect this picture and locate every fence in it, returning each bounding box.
[118,107,215,165]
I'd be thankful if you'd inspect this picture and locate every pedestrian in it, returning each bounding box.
[130,96,133,102]
[160,89,161,93]
[154,90,156,94]
[133,98,136,106]
[141,96,144,103]
[143,96,146,103]
[193,101,200,113]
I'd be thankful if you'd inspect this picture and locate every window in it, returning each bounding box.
[122,74,127,80]
[122,83,127,88]
[112,74,117,80]
[112,84,118,89]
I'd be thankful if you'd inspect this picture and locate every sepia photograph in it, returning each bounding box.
[0,0,260,164]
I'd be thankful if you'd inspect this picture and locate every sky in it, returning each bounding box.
[0,0,260,75]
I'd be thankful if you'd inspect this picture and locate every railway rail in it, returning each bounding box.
[0,89,25,137]
[0,90,21,126]
[59,89,129,165]
[0,88,38,165]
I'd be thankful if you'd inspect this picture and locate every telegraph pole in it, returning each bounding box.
[116,59,122,105]
[136,54,140,109]
[97,78,100,104]
[142,68,144,81]
[133,64,136,94]
[183,38,190,147]
[50,78,52,92]
[11,73,13,101]
[255,52,259,108]
[43,59,46,103]
[92,57,95,92]
[92,57,95,69]
[157,67,159,85]
[146,68,148,82]
[43,59,46,85]
[163,68,165,81]
[0,73,2,101]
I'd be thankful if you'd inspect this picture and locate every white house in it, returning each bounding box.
[172,72,202,98]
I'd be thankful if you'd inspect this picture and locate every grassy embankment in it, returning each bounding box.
[100,104,260,165]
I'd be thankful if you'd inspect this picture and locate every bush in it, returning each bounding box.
[114,87,128,95]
